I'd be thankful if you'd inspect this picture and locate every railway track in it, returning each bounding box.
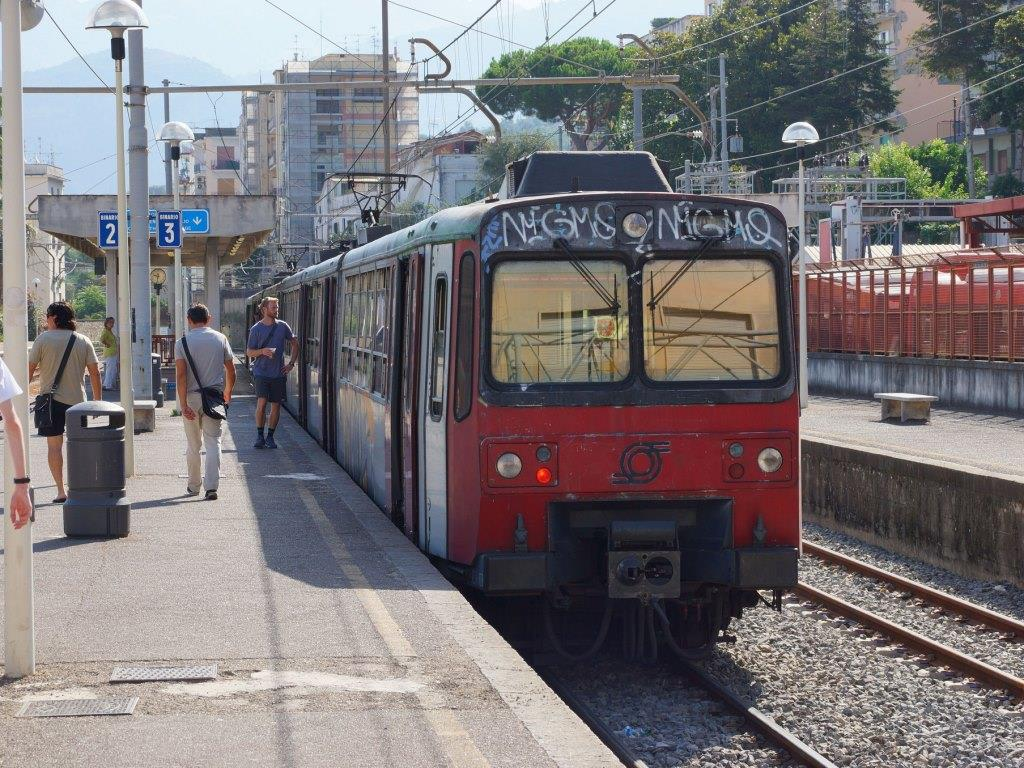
[797,542,1024,699]
[542,663,838,768]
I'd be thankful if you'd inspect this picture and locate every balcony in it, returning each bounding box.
[214,160,241,171]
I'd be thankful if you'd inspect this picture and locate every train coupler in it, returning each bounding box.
[606,520,681,600]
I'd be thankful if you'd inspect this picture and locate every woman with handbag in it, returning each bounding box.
[28,301,101,504]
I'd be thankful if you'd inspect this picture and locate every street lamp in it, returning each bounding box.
[157,120,194,344]
[2,0,48,682]
[782,120,819,411]
[87,0,149,478]
[150,267,166,334]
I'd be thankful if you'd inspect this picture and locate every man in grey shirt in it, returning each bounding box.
[175,304,235,501]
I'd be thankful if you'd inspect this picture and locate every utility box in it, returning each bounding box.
[63,401,130,538]
[151,352,164,407]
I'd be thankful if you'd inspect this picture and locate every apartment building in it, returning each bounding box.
[268,53,419,262]
[191,127,244,196]
[697,0,959,146]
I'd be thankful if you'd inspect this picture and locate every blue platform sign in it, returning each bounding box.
[98,211,119,250]
[181,209,210,234]
[157,211,182,248]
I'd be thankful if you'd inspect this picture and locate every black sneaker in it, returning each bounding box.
[186,487,200,497]
[205,489,218,501]
[253,435,266,449]
[265,435,278,449]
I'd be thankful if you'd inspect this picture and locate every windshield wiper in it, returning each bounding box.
[646,235,726,310]
[553,237,620,315]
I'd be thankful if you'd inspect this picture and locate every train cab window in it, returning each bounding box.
[429,277,448,420]
[490,259,629,384]
[642,258,781,382]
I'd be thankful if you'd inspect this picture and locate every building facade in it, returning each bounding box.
[24,163,67,313]
[269,53,419,264]
[191,127,244,196]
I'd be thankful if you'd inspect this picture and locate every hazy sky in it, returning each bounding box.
[14,0,703,191]
[30,0,700,80]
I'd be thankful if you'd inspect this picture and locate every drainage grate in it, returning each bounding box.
[17,698,138,718]
[110,665,218,683]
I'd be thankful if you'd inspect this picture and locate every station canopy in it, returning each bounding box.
[36,194,276,267]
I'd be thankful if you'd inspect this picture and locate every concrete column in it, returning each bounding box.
[127,24,152,398]
[205,251,221,329]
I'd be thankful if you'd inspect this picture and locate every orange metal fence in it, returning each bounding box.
[798,252,1024,363]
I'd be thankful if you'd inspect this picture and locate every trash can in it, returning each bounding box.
[63,401,130,537]
[151,352,165,407]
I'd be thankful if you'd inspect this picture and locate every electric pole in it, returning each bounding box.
[163,78,172,193]
[962,81,976,198]
[719,54,728,193]
[381,0,392,187]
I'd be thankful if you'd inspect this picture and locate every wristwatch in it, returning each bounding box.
[14,477,30,485]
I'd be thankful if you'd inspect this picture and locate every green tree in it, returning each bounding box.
[630,0,896,181]
[650,17,676,30]
[869,143,935,199]
[979,9,1024,131]
[475,131,556,195]
[477,39,628,150]
[71,284,107,320]
[989,173,1024,198]
[911,0,1003,86]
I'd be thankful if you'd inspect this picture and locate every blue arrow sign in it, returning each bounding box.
[98,211,119,250]
[157,211,182,248]
[182,209,210,234]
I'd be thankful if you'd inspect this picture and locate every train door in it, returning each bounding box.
[323,276,337,457]
[398,255,422,540]
[305,281,324,443]
[418,243,453,557]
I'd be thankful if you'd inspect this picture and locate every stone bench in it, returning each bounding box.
[133,400,157,433]
[874,392,938,423]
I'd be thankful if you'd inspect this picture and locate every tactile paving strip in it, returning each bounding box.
[16,698,138,718]
[109,665,218,683]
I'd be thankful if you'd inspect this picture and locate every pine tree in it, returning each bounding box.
[911,0,1004,86]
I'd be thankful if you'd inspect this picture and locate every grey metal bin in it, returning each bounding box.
[63,401,130,537]
[151,352,165,407]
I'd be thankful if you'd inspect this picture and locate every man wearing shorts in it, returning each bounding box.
[245,297,298,449]
[28,301,101,503]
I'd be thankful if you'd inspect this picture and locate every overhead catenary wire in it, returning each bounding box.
[261,0,379,71]
[44,7,111,92]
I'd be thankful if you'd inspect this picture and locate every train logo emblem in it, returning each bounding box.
[612,442,671,485]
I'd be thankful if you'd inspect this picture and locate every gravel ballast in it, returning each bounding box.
[549,525,1024,767]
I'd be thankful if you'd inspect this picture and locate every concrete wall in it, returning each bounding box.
[809,352,1024,414]
[802,437,1024,587]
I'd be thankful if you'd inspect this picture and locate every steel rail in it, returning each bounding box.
[540,670,650,768]
[795,582,1024,698]
[803,541,1024,639]
[676,659,839,768]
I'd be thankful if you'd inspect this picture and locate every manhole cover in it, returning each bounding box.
[17,698,138,718]
[110,665,218,683]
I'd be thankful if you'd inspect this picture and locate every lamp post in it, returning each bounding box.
[150,267,166,333]
[87,0,149,478]
[782,121,819,411]
[3,0,46,681]
[156,121,194,342]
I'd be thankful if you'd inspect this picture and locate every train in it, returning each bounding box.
[248,152,800,658]
[805,255,1024,359]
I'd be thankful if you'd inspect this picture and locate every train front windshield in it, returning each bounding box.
[490,256,781,385]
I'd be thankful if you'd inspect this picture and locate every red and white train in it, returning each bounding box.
[250,152,799,657]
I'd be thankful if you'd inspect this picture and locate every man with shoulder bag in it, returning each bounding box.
[175,304,235,501]
[28,301,101,504]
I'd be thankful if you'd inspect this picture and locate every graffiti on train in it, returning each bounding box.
[484,201,784,254]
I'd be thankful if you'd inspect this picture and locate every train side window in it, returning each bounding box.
[453,252,475,422]
[429,276,448,421]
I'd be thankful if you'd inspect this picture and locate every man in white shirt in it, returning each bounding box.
[0,357,33,528]
[174,304,235,501]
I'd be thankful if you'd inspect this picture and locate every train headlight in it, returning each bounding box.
[622,212,649,239]
[757,447,784,473]
[496,452,523,479]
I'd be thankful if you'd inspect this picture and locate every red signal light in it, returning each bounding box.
[536,467,553,484]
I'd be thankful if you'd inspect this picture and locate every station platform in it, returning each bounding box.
[803,395,1024,481]
[0,375,617,767]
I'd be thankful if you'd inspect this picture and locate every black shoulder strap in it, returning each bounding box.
[181,336,205,390]
[50,335,77,394]
[256,320,277,351]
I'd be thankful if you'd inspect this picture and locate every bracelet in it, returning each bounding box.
[13,477,30,485]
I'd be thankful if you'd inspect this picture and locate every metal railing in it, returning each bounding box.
[799,249,1024,362]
